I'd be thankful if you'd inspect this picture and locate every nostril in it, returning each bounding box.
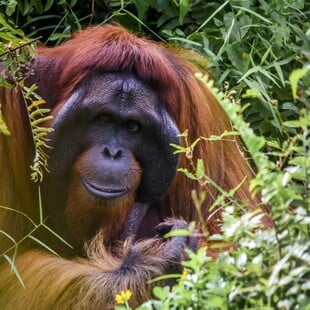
[103,146,122,159]
[111,148,122,159]
[103,147,110,157]
[114,149,122,158]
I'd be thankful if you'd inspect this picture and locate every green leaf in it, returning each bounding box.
[289,68,309,100]
[4,255,25,288]
[178,168,196,180]
[0,13,24,36]
[41,224,73,249]
[18,0,30,15]
[164,229,190,238]
[44,0,54,11]
[232,5,273,24]
[195,1,229,32]
[152,286,170,300]
[134,0,151,21]
[31,0,43,14]
[190,137,201,148]
[28,235,58,256]
[273,62,285,87]
[5,0,18,16]
[196,159,205,177]
[179,0,190,25]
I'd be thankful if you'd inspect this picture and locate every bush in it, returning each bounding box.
[133,73,309,310]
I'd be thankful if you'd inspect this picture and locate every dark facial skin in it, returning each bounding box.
[46,72,180,203]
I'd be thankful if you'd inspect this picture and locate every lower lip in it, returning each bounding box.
[81,178,127,200]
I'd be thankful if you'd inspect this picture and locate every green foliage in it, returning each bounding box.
[3,0,307,142]
[135,71,309,310]
[0,0,89,44]
[0,13,34,88]
[0,16,52,181]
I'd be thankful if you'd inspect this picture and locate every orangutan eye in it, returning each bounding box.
[126,120,140,133]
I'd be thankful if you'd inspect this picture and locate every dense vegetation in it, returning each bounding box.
[1,1,309,309]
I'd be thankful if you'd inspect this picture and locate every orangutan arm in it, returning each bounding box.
[0,220,191,310]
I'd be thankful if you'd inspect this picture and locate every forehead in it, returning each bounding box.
[81,73,161,112]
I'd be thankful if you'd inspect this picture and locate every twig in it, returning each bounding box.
[0,37,42,57]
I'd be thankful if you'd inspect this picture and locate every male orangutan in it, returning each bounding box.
[0,25,269,309]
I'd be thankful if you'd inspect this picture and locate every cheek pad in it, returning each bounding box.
[135,114,180,202]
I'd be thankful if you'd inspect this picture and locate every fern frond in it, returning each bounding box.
[22,86,54,183]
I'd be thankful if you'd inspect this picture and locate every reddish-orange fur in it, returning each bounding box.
[0,25,270,308]
[37,25,264,229]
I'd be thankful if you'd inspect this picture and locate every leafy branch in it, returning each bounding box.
[23,85,53,182]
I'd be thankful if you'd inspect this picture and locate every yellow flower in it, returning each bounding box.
[242,52,249,59]
[115,290,132,305]
[181,268,188,279]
